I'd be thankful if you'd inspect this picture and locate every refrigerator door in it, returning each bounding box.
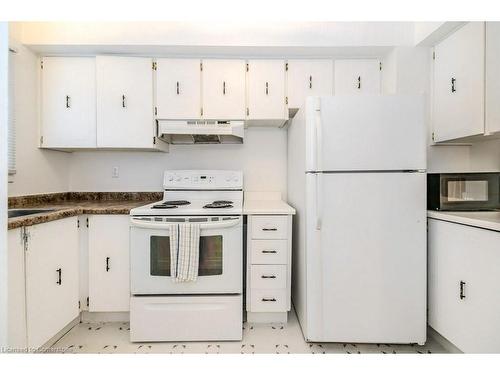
[305,172,427,343]
[305,95,426,172]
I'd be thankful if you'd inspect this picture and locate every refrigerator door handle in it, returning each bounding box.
[315,173,323,230]
[314,105,323,172]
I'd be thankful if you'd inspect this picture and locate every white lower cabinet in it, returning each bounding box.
[88,215,130,312]
[428,218,500,353]
[25,217,79,349]
[246,215,292,323]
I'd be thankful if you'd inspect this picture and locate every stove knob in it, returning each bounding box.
[176,176,181,182]
[168,175,174,182]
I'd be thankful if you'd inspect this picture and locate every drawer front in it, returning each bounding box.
[250,289,287,312]
[250,265,287,289]
[251,240,288,264]
[251,216,288,239]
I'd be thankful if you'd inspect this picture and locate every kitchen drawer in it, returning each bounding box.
[250,265,287,289]
[251,240,288,264]
[250,289,287,312]
[251,216,288,239]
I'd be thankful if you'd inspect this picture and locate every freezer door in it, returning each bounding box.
[305,95,426,172]
[305,172,427,343]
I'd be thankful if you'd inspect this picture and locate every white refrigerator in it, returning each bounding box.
[287,95,427,344]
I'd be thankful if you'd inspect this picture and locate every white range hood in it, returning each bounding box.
[157,120,244,144]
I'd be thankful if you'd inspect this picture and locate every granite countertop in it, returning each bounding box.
[8,192,162,230]
[427,210,500,232]
[243,191,296,215]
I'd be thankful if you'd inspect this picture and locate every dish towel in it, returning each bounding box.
[169,223,200,282]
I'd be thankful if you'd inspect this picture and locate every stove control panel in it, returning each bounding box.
[163,170,243,190]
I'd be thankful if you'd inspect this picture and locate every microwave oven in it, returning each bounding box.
[427,172,500,211]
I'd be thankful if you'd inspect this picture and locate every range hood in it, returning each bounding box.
[157,120,244,144]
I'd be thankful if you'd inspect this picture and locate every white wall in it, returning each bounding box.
[69,127,288,195]
[7,24,70,197]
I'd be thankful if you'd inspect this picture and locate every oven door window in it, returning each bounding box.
[150,235,223,276]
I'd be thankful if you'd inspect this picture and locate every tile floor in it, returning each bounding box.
[51,309,449,354]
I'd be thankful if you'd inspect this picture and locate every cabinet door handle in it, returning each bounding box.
[176,81,180,95]
[262,250,277,254]
[122,95,126,108]
[65,95,71,108]
[223,81,226,95]
[309,75,312,89]
[451,78,456,93]
[262,298,276,302]
[261,275,276,279]
[357,76,361,89]
[56,268,62,285]
[262,227,277,231]
[106,257,110,272]
[265,81,269,95]
[459,280,466,300]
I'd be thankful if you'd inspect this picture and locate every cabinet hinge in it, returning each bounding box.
[153,137,156,145]
[86,217,89,228]
[78,301,81,309]
[40,60,43,69]
[22,227,30,251]
[40,136,43,145]
[246,108,249,116]
[379,62,382,71]
[200,107,203,116]
[285,62,288,71]
[86,297,89,307]
[154,107,157,116]
[285,96,288,105]
[246,63,249,72]
[432,132,435,142]
[433,51,436,60]
[200,62,203,71]
[152,61,157,71]
[77,219,80,228]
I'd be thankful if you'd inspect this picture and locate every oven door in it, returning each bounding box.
[130,216,242,295]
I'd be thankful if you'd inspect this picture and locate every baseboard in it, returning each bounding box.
[41,316,80,350]
[81,311,130,323]
[247,311,288,323]
[427,326,462,353]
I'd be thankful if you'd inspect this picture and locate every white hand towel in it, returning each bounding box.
[169,223,200,282]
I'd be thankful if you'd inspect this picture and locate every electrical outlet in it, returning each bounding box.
[112,167,119,178]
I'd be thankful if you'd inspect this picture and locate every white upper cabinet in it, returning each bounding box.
[156,58,201,119]
[40,57,96,148]
[25,217,79,349]
[202,59,246,120]
[246,60,287,123]
[433,22,485,142]
[334,59,381,95]
[486,22,500,135]
[96,56,156,148]
[287,60,333,109]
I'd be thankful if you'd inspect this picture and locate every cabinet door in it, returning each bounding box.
[202,59,246,120]
[433,22,485,142]
[486,22,500,135]
[247,60,286,120]
[41,57,96,148]
[156,59,201,119]
[96,56,155,148]
[88,215,130,312]
[7,228,27,348]
[287,60,333,109]
[26,217,79,348]
[334,59,381,94]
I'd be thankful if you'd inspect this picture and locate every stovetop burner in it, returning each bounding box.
[213,200,233,205]
[151,204,178,209]
[164,200,191,206]
[203,201,234,209]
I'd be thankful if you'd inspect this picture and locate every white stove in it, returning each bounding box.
[129,170,244,342]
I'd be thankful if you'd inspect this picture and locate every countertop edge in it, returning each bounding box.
[427,211,500,232]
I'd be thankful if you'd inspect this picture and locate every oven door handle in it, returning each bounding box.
[130,217,241,230]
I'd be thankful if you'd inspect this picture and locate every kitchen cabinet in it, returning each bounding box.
[88,215,130,312]
[201,59,246,120]
[25,217,79,349]
[156,58,201,119]
[246,60,287,125]
[286,60,333,109]
[96,56,159,149]
[428,218,500,353]
[433,22,485,142]
[246,215,292,323]
[334,59,381,94]
[7,228,27,348]
[486,22,500,135]
[40,57,96,148]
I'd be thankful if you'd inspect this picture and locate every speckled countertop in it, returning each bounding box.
[8,192,162,230]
